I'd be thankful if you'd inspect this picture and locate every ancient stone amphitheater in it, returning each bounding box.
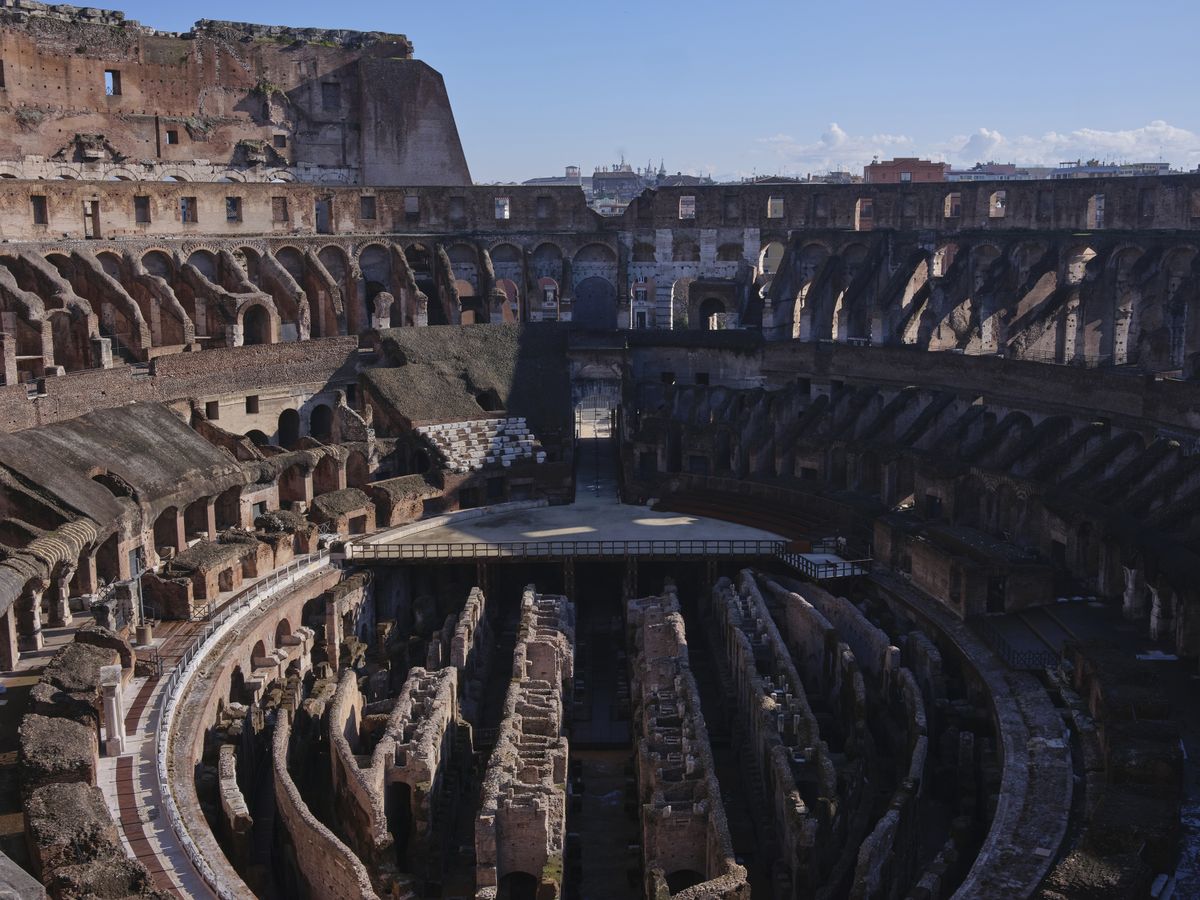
[0,4,1195,900]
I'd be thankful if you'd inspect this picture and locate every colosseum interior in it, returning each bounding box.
[0,3,1196,900]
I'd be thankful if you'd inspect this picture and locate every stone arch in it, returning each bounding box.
[346,450,369,488]
[186,250,218,282]
[241,303,275,346]
[358,242,392,318]
[931,243,959,279]
[274,246,306,283]
[234,246,261,285]
[495,279,520,323]
[309,403,334,443]
[215,486,241,531]
[672,238,700,263]
[530,243,563,281]
[141,250,175,280]
[275,618,292,648]
[573,243,617,265]
[277,408,301,449]
[153,506,182,554]
[313,453,342,495]
[759,241,785,275]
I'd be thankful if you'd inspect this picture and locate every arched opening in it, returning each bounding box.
[277,462,308,504]
[495,278,520,323]
[633,242,657,263]
[275,247,305,284]
[309,404,334,443]
[277,409,300,449]
[573,277,617,329]
[153,506,181,553]
[476,388,503,412]
[717,242,743,263]
[944,192,962,218]
[229,665,247,705]
[184,498,211,541]
[215,486,241,531]
[245,430,270,446]
[95,533,121,585]
[92,471,135,500]
[242,304,271,346]
[313,454,342,495]
[497,872,539,900]
[672,238,700,263]
[275,618,292,648]
[854,198,874,231]
[186,250,218,282]
[142,250,174,280]
[251,639,268,666]
[698,297,726,330]
[989,191,1007,219]
[666,871,707,893]
[759,241,785,275]
[346,452,369,488]
[530,243,563,281]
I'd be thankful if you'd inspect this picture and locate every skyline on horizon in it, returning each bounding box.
[105,0,1200,183]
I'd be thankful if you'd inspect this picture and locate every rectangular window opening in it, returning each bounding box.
[245,395,260,414]
[205,400,220,420]
[180,196,198,224]
[678,195,696,219]
[134,195,151,224]
[104,69,121,96]
[0,60,6,90]
[226,196,243,223]
[272,196,289,224]
[360,195,377,220]
[767,196,784,219]
[165,129,179,145]
[495,197,511,220]
[405,195,420,221]
[272,133,287,149]
[31,195,48,225]
[321,82,340,111]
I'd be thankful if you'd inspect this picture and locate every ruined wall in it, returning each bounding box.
[0,5,469,186]
[476,587,574,900]
[627,584,748,900]
[273,712,382,900]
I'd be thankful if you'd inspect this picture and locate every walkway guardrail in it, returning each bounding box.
[975,617,1061,671]
[152,551,329,899]
[341,538,786,562]
[775,546,872,580]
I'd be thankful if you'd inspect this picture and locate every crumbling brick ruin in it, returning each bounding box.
[476,587,575,900]
[627,584,748,899]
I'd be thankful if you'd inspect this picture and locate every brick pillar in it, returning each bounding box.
[100,664,126,755]
[17,585,44,652]
[0,333,17,386]
[0,607,18,671]
[204,498,218,540]
[50,567,74,628]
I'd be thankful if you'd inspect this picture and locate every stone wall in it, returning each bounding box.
[627,583,748,900]
[476,587,574,900]
[272,712,381,900]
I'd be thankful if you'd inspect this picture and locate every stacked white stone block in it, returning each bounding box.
[417,417,548,474]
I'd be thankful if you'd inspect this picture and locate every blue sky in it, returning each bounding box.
[115,0,1200,182]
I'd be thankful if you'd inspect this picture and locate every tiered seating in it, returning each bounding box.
[417,417,547,474]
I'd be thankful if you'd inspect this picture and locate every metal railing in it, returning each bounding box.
[342,538,786,562]
[151,550,329,900]
[775,546,872,580]
[975,617,1061,671]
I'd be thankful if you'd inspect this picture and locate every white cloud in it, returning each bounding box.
[745,120,1200,179]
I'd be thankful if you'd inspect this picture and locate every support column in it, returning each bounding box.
[17,584,44,652]
[50,565,75,628]
[0,607,18,671]
[0,333,17,386]
[100,664,126,755]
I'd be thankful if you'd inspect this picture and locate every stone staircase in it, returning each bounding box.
[416,417,547,475]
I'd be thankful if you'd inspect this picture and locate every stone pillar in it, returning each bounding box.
[92,336,113,369]
[371,291,395,330]
[50,567,74,628]
[1149,587,1174,643]
[17,584,44,652]
[100,664,126,756]
[204,498,218,540]
[0,333,17,385]
[0,607,18,671]
[1122,566,1145,620]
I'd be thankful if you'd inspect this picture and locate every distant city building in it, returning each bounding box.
[947,160,1176,182]
[524,160,713,215]
[863,157,949,184]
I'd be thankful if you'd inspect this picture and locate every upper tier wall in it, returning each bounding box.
[0,5,470,186]
[1,177,1199,242]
